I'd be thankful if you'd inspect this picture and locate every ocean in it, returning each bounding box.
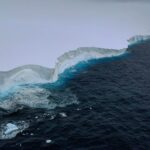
[0,40,150,150]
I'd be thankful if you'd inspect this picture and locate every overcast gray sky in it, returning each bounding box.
[0,0,150,70]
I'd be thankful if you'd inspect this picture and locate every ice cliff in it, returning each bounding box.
[51,47,126,82]
[0,47,126,92]
[0,65,54,92]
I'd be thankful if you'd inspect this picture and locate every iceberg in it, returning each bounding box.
[51,47,126,82]
[0,47,126,92]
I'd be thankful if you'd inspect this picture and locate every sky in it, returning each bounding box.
[0,0,150,70]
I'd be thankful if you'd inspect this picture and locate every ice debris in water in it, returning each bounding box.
[30,133,34,136]
[46,139,52,144]
[0,121,29,139]
[76,108,81,111]
[5,123,18,135]
[49,115,55,120]
[35,116,39,119]
[59,112,67,117]
[89,107,92,110]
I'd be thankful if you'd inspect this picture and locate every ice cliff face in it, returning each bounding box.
[51,47,126,82]
[128,35,150,46]
[0,65,54,92]
[0,47,126,92]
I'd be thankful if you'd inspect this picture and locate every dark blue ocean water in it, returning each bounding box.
[0,41,150,150]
